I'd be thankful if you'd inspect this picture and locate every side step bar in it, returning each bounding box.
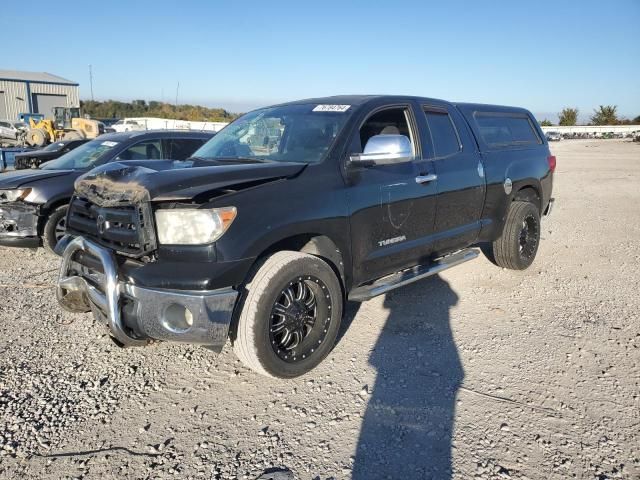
[348,248,479,302]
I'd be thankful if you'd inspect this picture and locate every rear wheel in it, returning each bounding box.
[43,205,68,254]
[233,251,343,378]
[490,201,540,270]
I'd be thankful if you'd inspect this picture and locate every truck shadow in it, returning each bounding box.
[347,275,463,479]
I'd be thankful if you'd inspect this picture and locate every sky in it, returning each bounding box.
[2,0,639,121]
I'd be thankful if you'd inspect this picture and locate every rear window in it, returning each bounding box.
[474,112,541,147]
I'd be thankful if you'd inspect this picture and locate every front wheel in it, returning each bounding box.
[489,201,541,270]
[233,251,343,378]
[43,205,68,254]
[27,128,47,147]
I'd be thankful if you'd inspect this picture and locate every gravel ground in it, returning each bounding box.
[0,139,638,479]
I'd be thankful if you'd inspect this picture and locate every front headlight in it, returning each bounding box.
[155,207,237,245]
[0,188,32,202]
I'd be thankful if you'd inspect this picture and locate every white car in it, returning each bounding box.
[111,119,145,133]
[0,120,24,140]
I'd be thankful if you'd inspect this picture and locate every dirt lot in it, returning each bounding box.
[0,139,638,479]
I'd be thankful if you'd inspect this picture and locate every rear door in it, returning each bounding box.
[347,103,438,286]
[422,104,485,253]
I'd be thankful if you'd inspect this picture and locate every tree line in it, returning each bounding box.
[539,106,640,127]
[81,100,637,127]
[80,100,240,122]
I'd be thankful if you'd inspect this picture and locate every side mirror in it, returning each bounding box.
[349,134,414,166]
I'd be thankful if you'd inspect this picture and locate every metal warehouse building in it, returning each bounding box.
[0,69,80,121]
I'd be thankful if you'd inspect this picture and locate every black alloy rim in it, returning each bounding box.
[269,276,332,363]
[518,215,539,259]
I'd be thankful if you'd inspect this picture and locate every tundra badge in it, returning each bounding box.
[378,235,406,247]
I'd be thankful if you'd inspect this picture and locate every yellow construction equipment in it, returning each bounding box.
[26,107,103,147]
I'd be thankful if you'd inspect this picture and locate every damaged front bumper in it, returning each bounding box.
[0,202,40,247]
[56,235,238,351]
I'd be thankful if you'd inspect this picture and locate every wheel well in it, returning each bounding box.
[38,199,69,234]
[258,234,345,288]
[513,186,541,212]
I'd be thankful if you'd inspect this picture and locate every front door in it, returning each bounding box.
[346,104,438,286]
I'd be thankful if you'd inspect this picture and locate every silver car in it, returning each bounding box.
[0,120,24,140]
[546,131,562,142]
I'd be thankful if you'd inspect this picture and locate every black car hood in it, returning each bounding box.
[0,168,72,189]
[75,159,307,206]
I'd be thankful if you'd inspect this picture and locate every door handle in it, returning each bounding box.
[415,174,437,184]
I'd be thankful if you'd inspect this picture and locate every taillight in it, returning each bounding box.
[547,155,556,173]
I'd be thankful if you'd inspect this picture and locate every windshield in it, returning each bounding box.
[193,104,352,164]
[41,139,120,170]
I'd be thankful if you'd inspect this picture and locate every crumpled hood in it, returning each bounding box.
[75,159,307,206]
[0,168,72,189]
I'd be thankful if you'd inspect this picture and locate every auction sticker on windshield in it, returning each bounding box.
[312,105,351,112]
[101,141,119,147]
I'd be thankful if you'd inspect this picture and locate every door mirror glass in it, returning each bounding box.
[350,134,414,165]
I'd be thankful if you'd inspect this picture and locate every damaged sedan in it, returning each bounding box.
[0,130,213,252]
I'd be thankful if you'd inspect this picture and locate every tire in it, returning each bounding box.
[490,201,540,270]
[43,205,68,254]
[27,128,47,147]
[233,251,343,378]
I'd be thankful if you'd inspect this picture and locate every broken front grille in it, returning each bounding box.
[66,196,157,258]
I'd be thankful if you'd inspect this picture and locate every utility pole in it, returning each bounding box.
[88,64,94,101]
[175,81,180,106]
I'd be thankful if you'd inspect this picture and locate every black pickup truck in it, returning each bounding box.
[55,95,555,378]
